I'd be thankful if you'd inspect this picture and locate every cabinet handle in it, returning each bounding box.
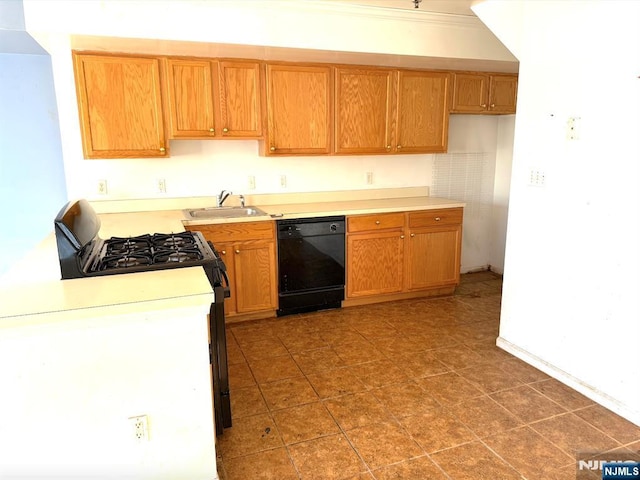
[481,103,487,108]
[410,233,415,237]
[223,127,229,133]
[221,250,226,255]
[270,146,276,152]
[490,103,495,108]
[435,217,441,221]
[235,249,240,254]
[375,220,381,225]
[386,145,391,150]
[209,128,215,133]
[400,235,405,239]
[397,145,402,149]
[159,147,166,152]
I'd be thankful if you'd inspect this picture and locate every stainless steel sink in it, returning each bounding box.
[184,206,269,219]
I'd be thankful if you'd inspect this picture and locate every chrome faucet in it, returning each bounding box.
[217,190,232,207]
[239,195,245,208]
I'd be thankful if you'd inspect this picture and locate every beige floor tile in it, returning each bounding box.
[222,448,299,480]
[260,376,319,411]
[416,371,484,405]
[446,395,522,437]
[218,413,283,459]
[345,421,423,470]
[456,362,523,393]
[288,434,367,480]
[371,380,440,418]
[230,384,268,419]
[332,338,384,366]
[483,425,574,480]
[228,361,255,389]
[395,350,450,379]
[530,378,595,411]
[306,367,368,399]
[574,404,640,445]
[430,441,522,479]
[499,356,550,383]
[249,355,303,384]
[371,455,448,480]
[399,406,477,453]
[490,384,567,423]
[238,337,289,362]
[431,345,485,370]
[272,402,340,445]
[292,346,345,375]
[349,359,409,388]
[530,412,621,457]
[323,392,394,430]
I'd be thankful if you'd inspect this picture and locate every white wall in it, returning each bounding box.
[0,303,217,479]
[475,0,640,424]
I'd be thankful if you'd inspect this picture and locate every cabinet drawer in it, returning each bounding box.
[408,208,463,227]
[348,213,405,233]
[188,221,275,242]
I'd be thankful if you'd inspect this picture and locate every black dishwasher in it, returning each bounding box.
[276,216,345,316]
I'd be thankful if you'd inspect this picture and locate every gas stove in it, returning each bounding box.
[54,200,225,285]
[53,199,233,435]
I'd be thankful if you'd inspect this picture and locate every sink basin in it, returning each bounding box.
[184,206,269,220]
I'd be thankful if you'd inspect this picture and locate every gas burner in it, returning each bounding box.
[105,235,152,256]
[98,253,153,271]
[152,233,196,250]
[153,248,202,264]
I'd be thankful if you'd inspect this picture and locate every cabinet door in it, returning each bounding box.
[218,61,263,138]
[165,58,216,138]
[407,225,461,290]
[451,73,488,113]
[396,71,450,153]
[233,241,277,313]
[265,64,332,155]
[488,74,518,114]
[215,243,236,316]
[73,53,168,158]
[347,232,404,298]
[335,67,394,154]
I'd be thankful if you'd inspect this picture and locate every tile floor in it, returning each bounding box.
[217,272,640,480]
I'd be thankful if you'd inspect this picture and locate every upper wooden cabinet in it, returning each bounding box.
[73,52,168,159]
[451,72,518,114]
[164,58,262,139]
[335,68,450,155]
[264,64,333,155]
[396,70,450,153]
[335,67,394,154]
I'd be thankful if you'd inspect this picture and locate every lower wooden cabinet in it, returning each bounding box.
[345,208,463,304]
[187,222,277,319]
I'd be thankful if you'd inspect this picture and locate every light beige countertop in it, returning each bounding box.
[1,188,463,325]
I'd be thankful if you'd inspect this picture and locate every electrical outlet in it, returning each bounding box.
[366,172,373,185]
[280,175,287,188]
[528,168,546,187]
[97,179,108,195]
[129,415,149,442]
[157,178,167,194]
[248,175,256,190]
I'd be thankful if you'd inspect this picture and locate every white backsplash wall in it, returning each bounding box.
[67,138,435,201]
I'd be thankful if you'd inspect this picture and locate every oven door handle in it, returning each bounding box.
[220,268,231,298]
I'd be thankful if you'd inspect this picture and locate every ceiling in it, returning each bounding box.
[332,0,476,16]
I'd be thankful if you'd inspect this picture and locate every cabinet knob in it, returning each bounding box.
[375,220,381,225]
[209,128,215,133]
[435,217,441,221]
[235,249,240,254]
[221,250,226,255]
[397,145,402,149]
[410,233,415,237]
[386,145,391,150]
[400,235,405,239]
[159,147,166,152]
[481,104,487,108]
[490,103,495,108]
[270,146,276,152]
[223,127,229,133]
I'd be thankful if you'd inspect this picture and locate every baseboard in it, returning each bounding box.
[496,337,640,427]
